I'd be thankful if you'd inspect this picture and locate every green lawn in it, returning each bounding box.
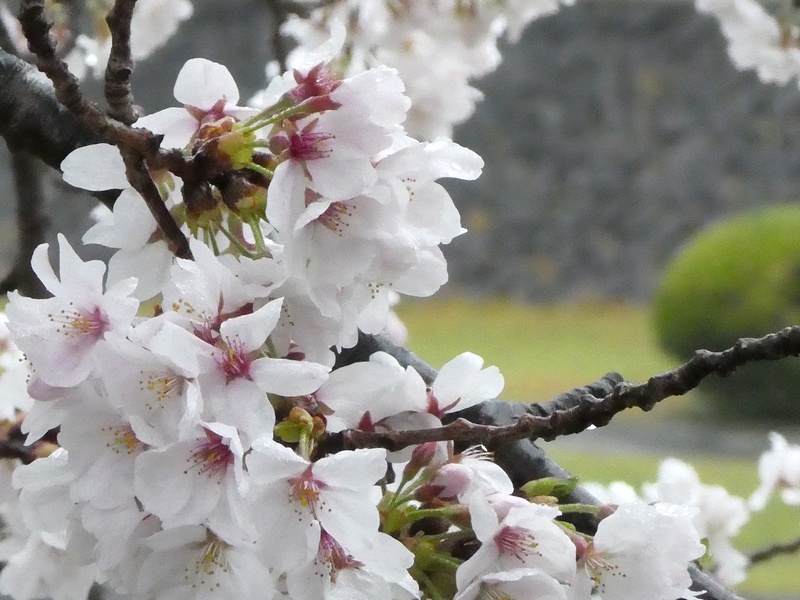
[396,297,800,596]
[396,297,676,404]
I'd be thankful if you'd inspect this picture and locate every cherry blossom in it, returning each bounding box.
[6,235,139,388]
[575,502,705,600]
[750,431,800,510]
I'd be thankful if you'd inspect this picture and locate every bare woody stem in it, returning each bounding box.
[748,535,800,565]
[326,326,800,453]
[120,149,192,259]
[16,0,199,258]
[105,0,138,125]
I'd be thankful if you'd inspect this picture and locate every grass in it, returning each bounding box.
[396,297,677,404]
[396,296,800,596]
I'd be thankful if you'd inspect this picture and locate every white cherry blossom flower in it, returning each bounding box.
[247,440,389,573]
[643,458,749,585]
[134,422,251,542]
[136,58,257,150]
[136,525,274,600]
[750,431,800,510]
[6,235,139,388]
[456,496,576,592]
[576,502,705,600]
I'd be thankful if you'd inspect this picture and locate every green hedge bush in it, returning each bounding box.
[653,205,800,420]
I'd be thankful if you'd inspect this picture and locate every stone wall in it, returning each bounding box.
[3,0,800,301]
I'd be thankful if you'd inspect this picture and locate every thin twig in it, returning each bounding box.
[119,148,192,259]
[17,1,168,158]
[328,327,800,452]
[748,535,800,565]
[104,0,138,124]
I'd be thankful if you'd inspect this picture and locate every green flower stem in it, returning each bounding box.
[406,505,465,523]
[423,529,473,543]
[246,216,267,253]
[216,224,257,258]
[245,162,274,179]
[557,504,602,516]
[412,568,447,600]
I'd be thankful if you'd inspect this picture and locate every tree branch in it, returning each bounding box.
[328,326,800,453]
[332,332,767,600]
[0,48,105,177]
[104,0,138,125]
[748,535,800,565]
[119,148,192,259]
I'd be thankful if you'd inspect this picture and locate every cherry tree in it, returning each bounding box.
[0,1,798,600]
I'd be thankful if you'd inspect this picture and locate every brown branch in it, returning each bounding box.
[748,535,800,565]
[104,0,138,125]
[333,333,748,600]
[328,326,800,453]
[17,1,173,159]
[0,48,106,176]
[119,148,192,260]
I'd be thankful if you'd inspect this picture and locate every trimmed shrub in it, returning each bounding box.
[653,205,800,420]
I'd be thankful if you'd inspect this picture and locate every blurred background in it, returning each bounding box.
[2,0,800,595]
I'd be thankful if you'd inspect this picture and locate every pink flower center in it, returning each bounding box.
[289,130,335,161]
[186,429,233,478]
[494,525,541,562]
[426,389,460,418]
[49,304,109,340]
[288,465,326,512]
[216,337,252,383]
[317,529,363,583]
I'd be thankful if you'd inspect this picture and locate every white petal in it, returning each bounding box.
[174,58,239,109]
[219,298,282,353]
[250,357,329,396]
[61,144,129,191]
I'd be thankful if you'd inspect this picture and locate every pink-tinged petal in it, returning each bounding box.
[135,108,199,150]
[249,356,329,396]
[61,144,129,191]
[219,298,282,354]
[173,58,239,109]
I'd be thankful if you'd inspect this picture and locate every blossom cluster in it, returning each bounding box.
[274,0,575,139]
[0,47,716,600]
[697,0,800,85]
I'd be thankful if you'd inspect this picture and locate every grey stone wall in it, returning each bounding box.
[448,0,800,301]
[3,0,800,301]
